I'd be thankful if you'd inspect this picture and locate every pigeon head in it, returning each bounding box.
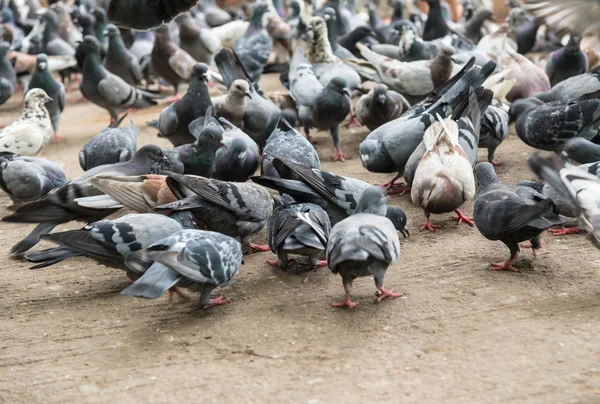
[195,124,225,152]
[355,186,387,216]
[563,137,600,164]
[1,8,15,23]
[35,53,49,71]
[392,0,405,18]
[475,162,499,193]
[229,79,252,99]
[191,63,209,82]
[79,35,102,55]
[385,206,409,238]
[288,0,301,16]
[40,9,59,29]
[566,35,582,51]
[24,88,52,108]
[373,85,388,107]
[323,7,336,21]
[309,16,327,36]
[326,77,349,96]
[0,41,9,56]
[508,97,543,124]
[133,145,168,164]
[250,2,270,26]
[168,211,198,229]
[439,45,455,59]
[359,138,395,172]
[93,7,107,23]
[103,24,120,39]
[507,7,527,29]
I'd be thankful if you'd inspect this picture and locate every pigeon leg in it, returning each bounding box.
[488,148,501,166]
[375,283,403,303]
[331,279,359,309]
[419,213,441,232]
[451,209,474,227]
[203,295,231,309]
[520,237,544,256]
[268,252,293,268]
[345,113,361,128]
[549,226,583,236]
[314,260,328,268]
[51,133,66,142]
[167,287,190,303]
[331,125,350,162]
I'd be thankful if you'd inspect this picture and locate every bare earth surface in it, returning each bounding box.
[0,75,599,404]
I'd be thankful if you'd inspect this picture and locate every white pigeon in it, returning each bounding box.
[411,116,476,232]
[0,89,53,156]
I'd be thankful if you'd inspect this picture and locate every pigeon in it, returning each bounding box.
[213,118,260,182]
[151,24,197,100]
[154,173,274,254]
[509,97,600,153]
[51,2,82,48]
[23,212,195,273]
[79,35,160,125]
[1,8,23,50]
[27,54,66,136]
[39,10,76,57]
[234,2,272,83]
[261,118,320,178]
[564,137,600,164]
[211,79,252,129]
[3,144,169,255]
[156,63,212,147]
[473,162,568,272]
[327,186,402,309]
[0,89,53,157]
[106,0,200,30]
[79,114,138,171]
[103,24,143,86]
[479,105,509,166]
[545,35,588,87]
[454,8,494,44]
[267,201,331,269]
[355,84,410,131]
[177,12,221,65]
[528,153,600,249]
[121,229,243,308]
[0,153,67,207]
[322,7,354,60]
[0,41,16,106]
[422,0,449,41]
[251,156,409,236]
[536,66,600,103]
[197,2,233,28]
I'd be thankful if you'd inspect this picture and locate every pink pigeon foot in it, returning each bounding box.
[267,258,294,267]
[314,260,328,268]
[345,116,361,128]
[549,226,583,236]
[419,217,441,232]
[51,134,66,142]
[387,184,411,196]
[451,209,474,227]
[375,287,403,303]
[203,295,231,309]
[167,93,183,103]
[332,148,350,162]
[490,160,502,166]
[246,243,271,254]
[489,255,519,272]
[331,295,359,309]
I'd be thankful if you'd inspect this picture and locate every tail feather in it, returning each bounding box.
[11,222,58,255]
[24,247,82,269]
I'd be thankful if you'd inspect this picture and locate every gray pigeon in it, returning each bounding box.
[327,186,402,309]
[103,24,143,86]
[261,118,320,178]
[177,13,221,65]
[3,144,169,255]
[529,153,600,249]
[79,113,138,171]
[0,41,16,106]
[27,53,66,135]
[39,10,76,57]
[267,201,331,269]
[563,137,600,164]
[473,162,568,272]
[155,173,274,254]
[79,35,160,125]
[122,229,243,309]
[156,63,213,147]
[212,118,260,182]
[536,66,600,103]
[0,152,67,207]
[107,0,200,30]
[23,212,195,273]
[355,84,410,131]
[234,3,272,83]
[479,105,509,166]
[323,7,354,60]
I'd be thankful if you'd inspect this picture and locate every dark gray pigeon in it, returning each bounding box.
[473,162,568,272]
[107,0,200,30]
[545,35,588,87]
[3,144,169,255]
[79,35,160,125]
[327,186,403,309]
[234,3,272,83]
[509,97,600,153]
[536,66,600,102]
[23,212,195,274]
[355,84,411,131]
[479,105,509,166]
[103,23,143,86]
[79,113,138,171]
[261,118,320,178]
[156,63,212,147]
[27,53,66,135]
[563,137,600,164]
[0,152,67,207]
[267,201,331,269]
[155,173,274,254]
[0,41,16,106]
[212,118,260,182]
[122,229,243,309]
[176,13,221,65]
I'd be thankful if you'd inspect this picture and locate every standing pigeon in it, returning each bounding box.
[0,41,16,106]
[79,35,160,125]
[213,118,260,182]
[79,114,138,171]
[267,200,331,269]
[234,2,272,83]
[39,10,76,57]
[0,153,67,207]
[122,229,243,309]
[151,24,197,100]
[473,162,568,272]
[155,173,274,254]
[103,24,143,86]
[355,84,410,131]
[422,0,449,41]
[177,12,222,65]
[0,89,53,157]
[479,105,509,166]
[156,63,212,147]
[27,53,66,137]
[327,186,402,309]
[107,0,201,30]
[546,35,588,87]
[211,79,252,129]
[564,137,600,164]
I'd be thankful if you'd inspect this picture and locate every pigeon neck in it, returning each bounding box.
[82,51,105,79]
[325,18,339,49]
[477,172,499,194]
[249,13,265,30]
[310,30,337,63]
[465,11,489,36]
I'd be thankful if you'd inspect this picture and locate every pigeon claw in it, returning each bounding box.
[314,260,328,269]
[489,259,518,272]
[247,243,271,254]
[549,226,583,236]
[332,148,350,162]
[375,287,403,303]
[345,116,362,128]
[451,209,474,227]
[331,297,359,309]
[490,160,502,166]
[419,219,441,232]
[203,295,231,309]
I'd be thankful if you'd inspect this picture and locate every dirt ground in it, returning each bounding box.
[0,74,599,404]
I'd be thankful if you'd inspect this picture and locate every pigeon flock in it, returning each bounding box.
[0,0,599,312]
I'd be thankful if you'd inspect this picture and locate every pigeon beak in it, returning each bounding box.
[244,91,252,99]
[103,30,109,36]
[343,88,351,98]
[219,141,227,149]
[46,97,53,103]
[39,62,47,70]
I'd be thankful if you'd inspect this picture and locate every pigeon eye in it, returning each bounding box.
[210,134,215,140]
[155,151,161,156]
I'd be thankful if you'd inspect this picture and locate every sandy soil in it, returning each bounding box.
[0,75,599,404]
